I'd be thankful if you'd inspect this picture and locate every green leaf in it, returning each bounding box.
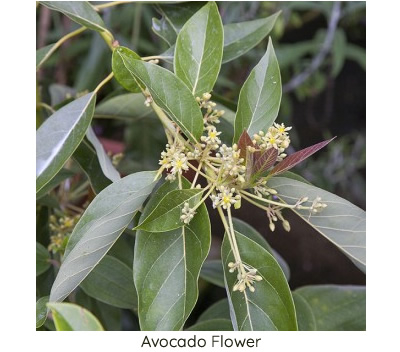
[95,93,157,120]
[200,260,224,288]
[86,127,120,182]
[136,188,203,232]
[134,178,211,330]
[36,44,55,70]
[36,168,75,200]
[222,231,297,331]
[332,29,347,77]
[47,302,104,331]
[111,48,142,93]
[197,298,230,323]
[153,2,206,44]
[280,171,312,185]
[40,1,107,32]
[186,319,233,331]
[80,255,137,309]
[49,171,159,303]
[267,177,366,273]
[36,242,51,276]
[36,296,49,328]
[293,285,366,331]
[112,47,204,143]
[223,12,281,63]
[36,93,96,193]
[73,138,112,194]
[174,2,223,97]
[233,38,281,142]
[231,218,291,281]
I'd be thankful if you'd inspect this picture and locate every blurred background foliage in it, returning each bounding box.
[36,1,365,328]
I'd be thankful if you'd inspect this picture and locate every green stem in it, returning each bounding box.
[94,72,114,94]
[37,27,87,71]
[95,1,130,10]
[217,206,240,265]
[192,183,214,211]
[187,162,214,182]
[240,189,301,209]
[227,207,246,276]
[37,102,55,114]
[191,161,203,188]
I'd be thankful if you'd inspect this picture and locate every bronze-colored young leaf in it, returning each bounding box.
[237,130,254,161]
[253,147,278,176]
[269,137,335,177]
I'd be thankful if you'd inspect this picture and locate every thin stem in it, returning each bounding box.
[240,189,300,209]
[193,183,214,211]
[191,161,203,188]
[141,55,171,61]
[178,173,182,190]
[94,72,114,94]
[227,207,246,276]
[37,26,86,71]
[217,206,240,264]
[37,102,55,114]
[187,162,214,182]
[95,1,130,10]
[240,193,270,211]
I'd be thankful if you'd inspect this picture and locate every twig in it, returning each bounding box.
[283,2,341,93]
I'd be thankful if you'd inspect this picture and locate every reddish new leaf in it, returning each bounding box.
[269,137,335,176]
[237,130,254,161]
[253,147,278,175]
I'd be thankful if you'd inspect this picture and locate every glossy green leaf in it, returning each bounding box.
[73,138,112,194]
[233,38,281,142]
[95,93,157,120]
[223,12,281,63]
[186,319,233,331]
[36,168,74,200]
[232,218,291,281]
[200,260,224,288]
[40,1,107,32]
[197,298,230,323]
[111,48,142,93]
[36,44,55,70]
[222,231,297,331]
[36,242,51,276]
[80,255,137,309]
[86,127,120,182]
[267,177,366,273]
[174,2,223,97]
[36,93,96,192]
[49,171,159,303]
[134,178,211,330]
[153,2,206,44]
[112,47,204,142]
[36,296,49,328]
[293,285,366,331]
[47,302,104,331]
[136,188,203,232]
[280,171,312,185]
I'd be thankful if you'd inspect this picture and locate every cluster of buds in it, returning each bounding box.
[210,186,241,209]
[265,206,291,232]
[253,123,292,161]
[159,143,189,181]
[216,144,246,184]
[48,214,80,254]
[310,196,328,213]
[180,202,196,224]
[253,181,278,198]
[195,92,225,125]
[228,262,262,293]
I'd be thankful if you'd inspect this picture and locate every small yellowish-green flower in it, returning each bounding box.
[216,144,246,184]
[210,186,241,209]
[201,126,221,149]
[180,202,196,224]
[170,153,189,175]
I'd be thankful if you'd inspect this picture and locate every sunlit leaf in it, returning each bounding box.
[174,2,223,97]
[47,302,104,331]
[234,38,281,142]
[49,171,158,303]
[36,93,96,192]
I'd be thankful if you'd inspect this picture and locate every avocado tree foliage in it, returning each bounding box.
[36,1,366,331]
